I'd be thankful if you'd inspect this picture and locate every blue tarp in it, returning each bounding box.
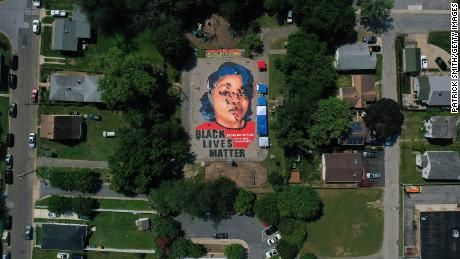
[258,96,267,106]
[258,83,267,94]
[257,115,268,136]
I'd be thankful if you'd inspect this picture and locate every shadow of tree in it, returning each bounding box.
[360,14,394,34]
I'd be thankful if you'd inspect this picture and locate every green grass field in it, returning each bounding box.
[428,31,450,54]
[256,13,284,28]
[268,54,287,100]
[44,0,74,10]
[0,32,11,60]
[302,189,384,257]
[336,74,352,88]
[38,104,126,161]
[270,37,288,49]
[33,249,157,259]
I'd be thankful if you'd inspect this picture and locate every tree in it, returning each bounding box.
[277,239,299,259]
[300,252,318,259]
[278,218,308,248]
[234,189,256,216]
[48,168,102,193]
[48,195,72,215]
[254,193,280,225]
[276,186,322,220]
[240,33,264,58]
[359,0,394,33]
[72,196,96,217]
[218,0,264,30]
[170,238,206,259]
[224,243,247,259]
[151,215,182,240]
[264,0,290,19]
[363,98,404,140]
[308,98,350,147]
[152,20,192,67]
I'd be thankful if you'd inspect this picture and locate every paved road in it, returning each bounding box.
[37,157,109,169]
[394,0,452,10]
[0,1,40,258]
[39,182,147,199]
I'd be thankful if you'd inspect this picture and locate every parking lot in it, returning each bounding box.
[364,150,385,187]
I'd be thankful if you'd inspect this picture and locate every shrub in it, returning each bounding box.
[48,169,102,193]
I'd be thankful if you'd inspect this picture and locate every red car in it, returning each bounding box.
[358,180,373,187]
[31,88,38,103]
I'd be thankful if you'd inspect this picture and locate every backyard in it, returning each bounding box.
[302,188,384,257]
[33,249,156,259]
[38,104,126,161]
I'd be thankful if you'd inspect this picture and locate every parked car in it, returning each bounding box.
[363,36,377,44]
[8,103,17,118]
[286,10,293,24]
[32,20,41,34]
[33,0,41,7]
[384,136,394,146]
[24,224,33,240]
[367,171,382,179]
[8,74,17,89]
[421,55,428,70]
[2,231,10,246]
[212,233,228,239]
[363,151,378,158]
[31,88,39,103]
[9,55,18,70]
[265,248,278,258]
[48,212,58,218]
[358,180,374,187]
[2,251,10,259]
[57,252,71,259]
[264,225,278,236]
[5,169,13,185]
[28,133,36,148]
[6,133,14,148]
[435,57,448,71]
[267,233,281,246]
[4,215,12,230]
[51,10,67,17]
[5,154,13,169]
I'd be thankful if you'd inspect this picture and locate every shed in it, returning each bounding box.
[41,223,88,251]
[256,106,267,116]
[258,136,269,147]
[257,60,267,71]
[257,96,267,106]
[288,170,301,184]
[257,83,267,94]
[135,218,150,231]
[257,115,268,136]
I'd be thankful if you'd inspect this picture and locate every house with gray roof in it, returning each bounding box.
[50,74,103,103]
[414,76,452,107]
[424,116,458,139]
[52,5,91,52]
[402,47,421,74]
[334,43,377,72]
[416,151,460,180]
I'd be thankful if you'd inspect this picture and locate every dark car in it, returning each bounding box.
[212,233,228,239]
[264,225,278,236]
[71,254,86,259]
[6,133,14,147]
[435,57,448,71]
[8,103,17,118]
[363,151,378,158]
[5,169,13,185]
[24,224,33,240]
[4,215,12,230]
[358,180,374,187]
[363,36,377,44]
[8,74,17,89]
[9,55,18,70]
[370,45,381,52]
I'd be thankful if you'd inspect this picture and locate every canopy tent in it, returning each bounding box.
[257,60,267,71]
[259,137,269,147]
[257,115,268,136]
[258,96,267,106]
[257,106,267,116]
[257,83,267,94]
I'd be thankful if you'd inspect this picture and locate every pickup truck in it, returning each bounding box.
[51,10,67,17]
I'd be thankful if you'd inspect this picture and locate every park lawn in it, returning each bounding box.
[302,188,384,257]
[256,13,283,28]
[44,0,74,10]
[33,249,157,259]
[270,37,288,49]
[89,212,155,249]
[336,74,352,88]
[428,31,450,54]
[400,112,426,140]
[376,54,382,82]
[268,54,287,100]
[38,104,126,161]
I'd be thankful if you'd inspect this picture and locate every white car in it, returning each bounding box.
[33,0,41,8]
[421,55,428,70]
[287,10,293,24]
[267,233,281,245]
[28,133,36,148]
[265,248,278,258]
[48,212,57,218]
[57,253,70,259]
[51,10,67,17]
[32,20,41,34]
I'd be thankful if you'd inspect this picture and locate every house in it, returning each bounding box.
[135,218,150,231]
[40,115,85,140]
[424,116,458,139]
[339,74,376,108]
[420,211,460,259]
[416,151,460,180]
[334,43,377,72]
[321,153,364,183]
[50,74,103,103]
[41,223,88,251]
[413,76,451,107]
[402,47,421,74]
[338,121,370,146]
[52,5,91,52]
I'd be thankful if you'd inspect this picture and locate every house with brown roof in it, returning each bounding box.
[321,153,364,183]
[40,115,85,140]
[339,74,376,109]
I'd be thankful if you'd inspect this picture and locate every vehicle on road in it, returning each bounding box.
[363,36,377,44]
[51,10,67,17]
[264,225,278,236]
[363,151,378,158]
[24,224,33,240]
[435,57,448,71]
[32,20,41,34]
[5,169,13,185]
[6,134,14,148]
[2,251,10,259]
[212,233,228,239]
[48,212,58,218]
[267,233,281,245]
[28,133,36,148]
[405,185,422,193]
[31,88,39,103]
[357,180,373,187]
[8,74,17,89]
[2,231,10,246]
[57,252,71,259]
[9,55,18,70]
[286,10,293,23]
[366,171,382,179]
[266,248,278,258]
[8,103,17,118]
[421,55,428,70]
[33,0,41,7]
[5,155,13,169]
[4,215,12,230]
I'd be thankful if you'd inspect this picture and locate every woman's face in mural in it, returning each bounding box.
[212,74,249,129]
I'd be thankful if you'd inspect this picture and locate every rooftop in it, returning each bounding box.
[424,116,458,139]
[416,76,451,106]
[335,43,377,71]
[52,5,91,52]
[323,153,364,183]
[403,47,421,73]
[41,223,88,251]
[417,151,460,180]
[340,74,376,109]
[40,115,84,140]
[420,211,460,259]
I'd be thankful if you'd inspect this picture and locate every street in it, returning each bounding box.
[0,0,40,258]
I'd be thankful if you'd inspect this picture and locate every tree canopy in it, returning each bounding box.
[224,243,247,259]
[151,215,182,240]
[364,98,404,140]
[254,193,280,225]
[300,252,318,259]
[170,238,206,259]
[277,239,299,259]
[277,186,322,220]
[234,189,256,216]
[359,0,395,33]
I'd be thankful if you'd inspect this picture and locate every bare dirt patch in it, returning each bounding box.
[205,161,267,188]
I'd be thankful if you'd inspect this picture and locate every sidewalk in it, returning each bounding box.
[85,247,155,253]
[37,157,109,169]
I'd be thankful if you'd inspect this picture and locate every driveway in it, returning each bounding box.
[406,34,450,70]
[176,215,270,259]
[363,151,385,187]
